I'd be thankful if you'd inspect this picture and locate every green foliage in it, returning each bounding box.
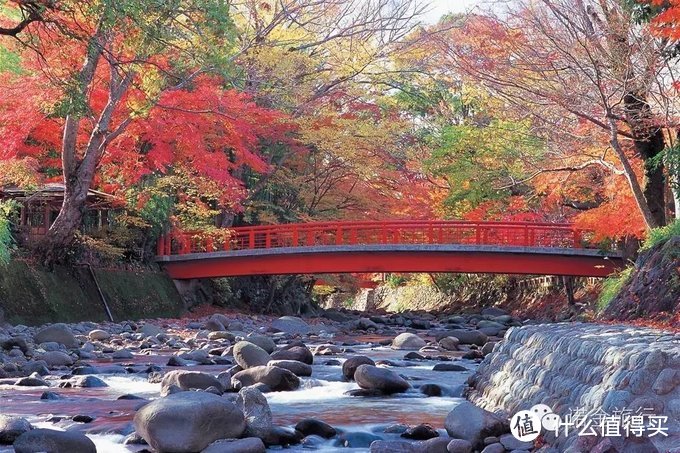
[385,274,407,288]
[641,219,680,252]
[597,267,633,312]
[427,119,544,215]
[0,201,18,265]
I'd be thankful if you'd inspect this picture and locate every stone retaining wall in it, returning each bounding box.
[467,323,680,452]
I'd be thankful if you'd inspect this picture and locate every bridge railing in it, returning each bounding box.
[156,220,591,256]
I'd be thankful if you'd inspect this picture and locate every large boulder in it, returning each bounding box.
[271,316,310,335]
[444,401,507,448]
[0,415,32,444]
[233,341,271,369]
[342,356,375,381]
[391,333,426,350]
[268,360,312,377]
[231,366,300,392]
[13,429,96,453]
[235,387,273,439]
[134,391,246,453]
[34,324,77,348]
[434,329,488,346]
[354,365,410,394]
[160,370,223,396]
[270,346,313,365]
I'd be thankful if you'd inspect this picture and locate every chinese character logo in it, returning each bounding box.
[511,404,562,442]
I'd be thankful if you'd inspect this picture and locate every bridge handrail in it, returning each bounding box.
[156,220,594,256]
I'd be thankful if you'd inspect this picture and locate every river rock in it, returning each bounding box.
[354,364,410,394]
[231,365,300,391]
[433,363,467,372]
[439,337,460,351]
[34,324,77,348]
[13,428,96,453]
[201,437,266,453]
[401,424,439,440]
[112,348,134,359]
[294,419,337,438]
[236,386,273,439]
[435,329,488,346]
[268,360,312,376]
[391,333,427,350]
[447,439,473,453]
[342,356,375,380]
[140,324,163,337]
[337,432,382,448]
[88,329,111,341]
[369,440,418,452]
[134,391,246,452]
[499,433,533,450]
[271,316,310,335]
[233,341,271,369]
[204,318,225,332]
[270,346,313,364]
[0,415,32,444]
[245,335,276,354]
[70,375,108,388]
[39,351,73,367]
[160,370,223,396]
[444,400,506,448]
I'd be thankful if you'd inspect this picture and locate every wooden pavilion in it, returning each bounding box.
[0,183,116,245]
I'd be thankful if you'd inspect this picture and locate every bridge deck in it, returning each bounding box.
[157,244,623,279]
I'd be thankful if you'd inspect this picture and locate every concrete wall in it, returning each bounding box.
[0,260,185,325]
[468,323,679,452]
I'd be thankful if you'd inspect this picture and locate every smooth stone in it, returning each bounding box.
[160,370,223,396]
[201,437,266,453]
[270,346,313,365]
[39,351,74,367]
[13,429,96,453]
[499,433,533,450]
[294,419,337,439]
[447,438,473,453]
[444,400,506,448]
[433,363,467,372]
[354,364,410,394]
[231,365,300,392]
[134,391,246,453]
[88,329,111,341]
[34,324,77,348]
[233,341,271,369]
[391,333,427,350]
[0,415,32,444]
[342,356,375,380]
[435,329,488,346]
[401,424,439,440]
[267,360,312,377]
[271,316,310,335]
[245,335,276,354]
[439,337,460,351]
[336,432,382,448]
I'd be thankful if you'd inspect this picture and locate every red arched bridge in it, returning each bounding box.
[155,220,624,279]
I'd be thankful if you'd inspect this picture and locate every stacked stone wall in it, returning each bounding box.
[467,323,680,451]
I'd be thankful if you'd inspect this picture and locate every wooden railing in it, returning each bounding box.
[157,220,592,256]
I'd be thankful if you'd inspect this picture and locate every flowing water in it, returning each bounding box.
[0,340,476,452]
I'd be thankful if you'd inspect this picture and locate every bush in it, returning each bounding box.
[597,266,633,312]
[0,201,18,265]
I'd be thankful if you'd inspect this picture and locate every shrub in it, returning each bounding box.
[640,219,680,252]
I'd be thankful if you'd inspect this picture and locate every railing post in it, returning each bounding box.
[249,230,255,249]
[292,226,299,247]
[475,225,481,244]
[428,225,434,243]
[206,237,214,252]
[523,225,529,246]
[336,226,343,245]
[156,236,164,255]
[350,227,357,245]
[265,231,271,248]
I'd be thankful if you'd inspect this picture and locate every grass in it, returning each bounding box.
[597,266,633,312]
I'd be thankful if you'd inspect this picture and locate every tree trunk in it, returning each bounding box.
[623,93,667,227]
[38,175,92,265]
[608,117,659,230]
